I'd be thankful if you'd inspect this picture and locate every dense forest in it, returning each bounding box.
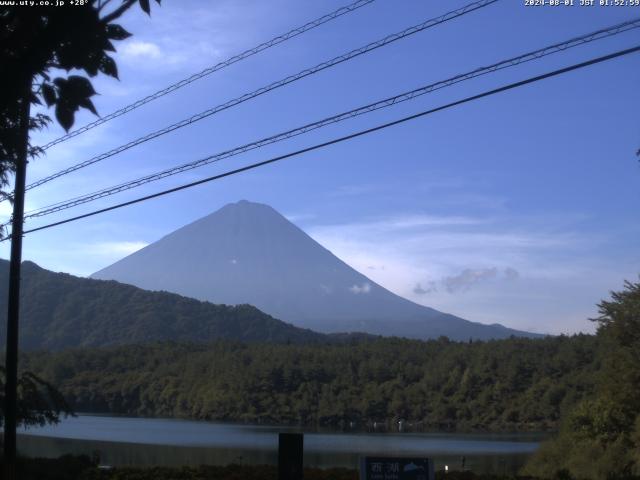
[22,334,599,432]
[0,260,328,349]
[4,262,638,478]
[523,280,640,479]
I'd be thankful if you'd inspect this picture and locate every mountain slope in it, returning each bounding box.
[0,260,326,350]
[92,200,539,340]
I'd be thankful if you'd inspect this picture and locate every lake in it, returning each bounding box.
[17,415,545,474]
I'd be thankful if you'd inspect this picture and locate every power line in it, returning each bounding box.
[21,17,640,220]
[11,44,639,239]
[17,0,498,197]
[38,0,377,152]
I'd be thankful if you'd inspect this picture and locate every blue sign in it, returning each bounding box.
[359,457,434,480]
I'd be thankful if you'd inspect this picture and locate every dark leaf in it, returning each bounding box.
[78,98,99,116]
[51,75,98,124]
[139,0,150,15]
[84,52,101,77]
[98,55,118,79]
[56,39,96,72]
[55,103,75,132]
[106,24,132,40]
[42,83,57,107]
[66,75,96,98]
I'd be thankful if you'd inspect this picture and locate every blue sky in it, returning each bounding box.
[1,0,638,335]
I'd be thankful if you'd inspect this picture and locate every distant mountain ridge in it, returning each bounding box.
[92,200,540,341]
[0,260,327,350]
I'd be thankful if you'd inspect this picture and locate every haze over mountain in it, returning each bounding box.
[0,259,326,350]
[92,201,539,340]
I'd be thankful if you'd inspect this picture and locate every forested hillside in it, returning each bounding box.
[524,279,640,479]
[22,335,599,431]
[0,260,326,349]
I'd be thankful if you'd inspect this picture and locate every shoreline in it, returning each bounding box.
[57,411,558,437]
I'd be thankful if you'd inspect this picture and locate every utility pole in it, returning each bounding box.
[4,76,32,479]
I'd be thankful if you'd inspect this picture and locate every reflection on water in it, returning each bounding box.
[17,415,546,474]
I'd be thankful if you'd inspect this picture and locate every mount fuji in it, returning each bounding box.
[92,200,539,341]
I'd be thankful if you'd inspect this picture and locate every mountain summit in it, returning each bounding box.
[92,200,538,340]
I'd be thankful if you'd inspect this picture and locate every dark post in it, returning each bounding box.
[278,432,303,480]
[3,77,31,478]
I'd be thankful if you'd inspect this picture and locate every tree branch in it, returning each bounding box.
[100,0,137,24]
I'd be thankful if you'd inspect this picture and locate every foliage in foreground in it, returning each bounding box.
[0,459,358,480]
[22,334,599,431]
[3,456,640,480]
[0,366,72,428]
[0,0,158,196]
[0,455,96,480]
[524,280,640,479]
[81,464,357,480]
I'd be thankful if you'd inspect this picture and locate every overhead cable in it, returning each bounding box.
[10,44,639,238]
[38,0,378,151]
[22,18,640,220]
[17,0,498,198]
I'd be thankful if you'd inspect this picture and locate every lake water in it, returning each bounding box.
[17,415,545,474]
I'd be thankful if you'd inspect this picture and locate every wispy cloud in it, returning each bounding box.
[327,184,381,198]
[443,268,498,293]
[305,210,620,334]
[83,241,148,257]
[112,0,256,72]
[414,267,520,295]
[0,240,149,278]
[315,213,487,236]
[413,281,437,295]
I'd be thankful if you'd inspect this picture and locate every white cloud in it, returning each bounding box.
[111,2,249,72]
[285,213,316,223]
[83,241,148,256]
[349,282,371,294]
[304,211,626,334]
[121,41,162,60]
[309,215,582,285]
